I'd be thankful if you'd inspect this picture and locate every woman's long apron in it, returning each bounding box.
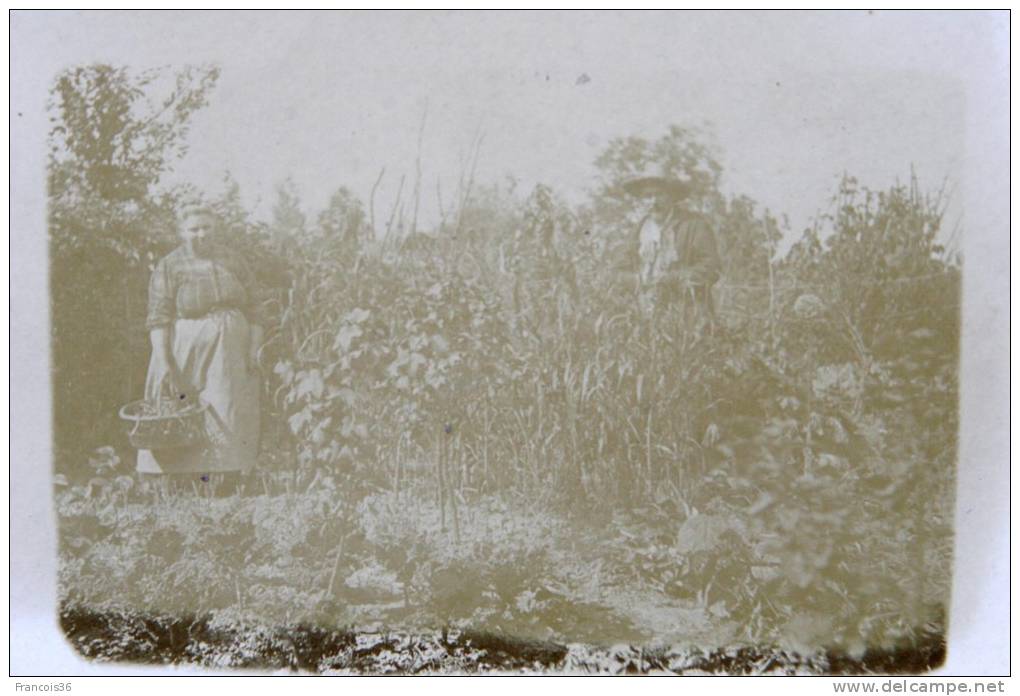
[136,308,260,474]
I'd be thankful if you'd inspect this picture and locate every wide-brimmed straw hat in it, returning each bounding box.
[621,176,693,200]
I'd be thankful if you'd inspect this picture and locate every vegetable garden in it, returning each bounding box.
[51,65,957,673]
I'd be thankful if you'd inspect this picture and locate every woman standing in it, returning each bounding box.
[136,203,262,490]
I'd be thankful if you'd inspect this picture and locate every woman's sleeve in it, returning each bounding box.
[145,257,175,330]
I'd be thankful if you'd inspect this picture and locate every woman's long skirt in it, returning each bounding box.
[136,309,260,474]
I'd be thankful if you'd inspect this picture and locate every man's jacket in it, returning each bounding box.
[663,212,722,289]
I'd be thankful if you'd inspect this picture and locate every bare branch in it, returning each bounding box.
[454,124,485,237]
[385,174,406,243]
[369,166,386,237]
[410,100,429,236]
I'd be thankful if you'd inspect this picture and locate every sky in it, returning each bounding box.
[13,10,998,249]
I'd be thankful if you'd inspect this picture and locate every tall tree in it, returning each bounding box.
[317,186,366,251]
[270,179,306,235]
[48,64,219,470]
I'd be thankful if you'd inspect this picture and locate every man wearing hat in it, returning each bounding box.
[623,176,722,332]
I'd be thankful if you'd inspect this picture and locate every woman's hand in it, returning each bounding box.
[166,361,189,400]
[150,326,190,400]
[152,352,188,399]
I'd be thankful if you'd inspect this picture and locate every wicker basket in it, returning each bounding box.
[119,398,210,450]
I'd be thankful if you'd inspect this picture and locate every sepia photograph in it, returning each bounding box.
[9,9,1010,677]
